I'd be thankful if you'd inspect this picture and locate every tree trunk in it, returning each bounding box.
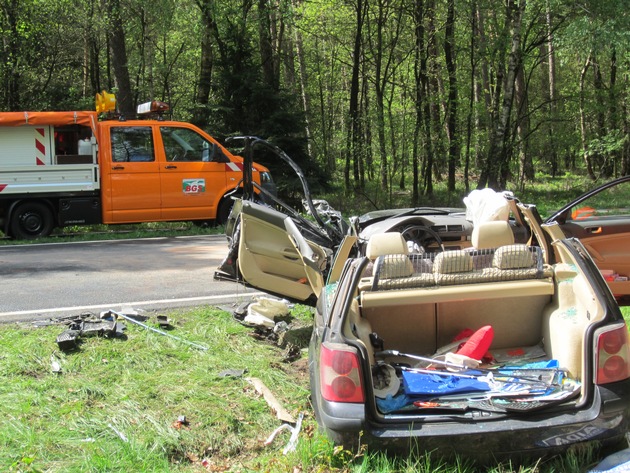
[463,0,477,194]
[258,0,279,90]
[579,52,595,180]
[515,64,533,184]
[104,0,133,114]
[545,0,558,177]
[481,0,525,190]
[345,0,364,190]
[194,5,214,126]
[606,48,617,177]
[292,0,313,158]
[1,0,22,110]
[444,0,458,192]
[427,0,441,187]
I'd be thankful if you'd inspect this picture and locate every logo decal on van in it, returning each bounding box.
[183,179,206,194]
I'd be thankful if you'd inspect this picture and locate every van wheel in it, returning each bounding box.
[10,202,54,239]
[217,197,235,225]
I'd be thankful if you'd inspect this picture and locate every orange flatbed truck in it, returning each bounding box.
[0,97,275,239]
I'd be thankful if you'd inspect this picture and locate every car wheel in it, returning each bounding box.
[10,201,54,239]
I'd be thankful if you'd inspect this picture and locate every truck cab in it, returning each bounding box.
[96,119,271,226]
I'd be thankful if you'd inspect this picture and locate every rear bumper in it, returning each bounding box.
[316,380,630,459]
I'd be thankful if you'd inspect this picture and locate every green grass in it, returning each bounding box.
[0,221,223,246]
[0,305,624,472]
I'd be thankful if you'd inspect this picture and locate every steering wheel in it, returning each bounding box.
[401,225,445,253]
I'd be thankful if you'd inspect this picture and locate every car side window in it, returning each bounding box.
[568,181,630,221]
[111,127,155,162]
[160,126,227,163]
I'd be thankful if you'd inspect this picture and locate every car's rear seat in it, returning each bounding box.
[370,245,552,291]
[355,231,555,356]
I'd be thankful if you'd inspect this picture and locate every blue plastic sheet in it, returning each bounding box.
[402,371,491,397]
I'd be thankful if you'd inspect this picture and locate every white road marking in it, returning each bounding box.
[0,292,264,319]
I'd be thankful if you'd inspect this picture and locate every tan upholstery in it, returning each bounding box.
[471,221,515,249]
[376,254,414,279]
[492,244,535,269]
[365,232,408,260]
[433,250,473,274]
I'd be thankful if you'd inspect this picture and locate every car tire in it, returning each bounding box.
[10,201,54,239]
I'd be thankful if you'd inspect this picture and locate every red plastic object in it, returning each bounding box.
[456,325,494,361]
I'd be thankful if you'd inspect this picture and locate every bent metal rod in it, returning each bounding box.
[375,349,556,386]
[108,310,209,351]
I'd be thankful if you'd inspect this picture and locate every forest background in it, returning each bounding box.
[0,0,627,213]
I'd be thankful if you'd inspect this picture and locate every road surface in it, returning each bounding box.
[0,235,262,323]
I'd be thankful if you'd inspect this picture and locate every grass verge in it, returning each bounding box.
[0,222,223,246]
[0,305,627,472]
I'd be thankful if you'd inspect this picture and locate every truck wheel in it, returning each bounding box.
[10,202,54,239]
[217,197,235,225]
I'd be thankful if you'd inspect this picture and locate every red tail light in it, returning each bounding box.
[319,342,365,403]
[595,323,630,385]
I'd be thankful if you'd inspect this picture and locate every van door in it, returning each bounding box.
[106,126,161,222]
[157,125,228,220]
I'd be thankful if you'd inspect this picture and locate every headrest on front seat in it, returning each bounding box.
[365,232,408,260]
[471,221,514,249]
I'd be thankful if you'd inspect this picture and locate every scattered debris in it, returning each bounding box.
[218,369,247,378]
[46,308,207,352]
[243,311,275,329]
[156,315,171,328]
[172,415,190,430]
[108,422,128,443]
[107,310,208,351]
[50,353,62,374]
[282,344,302,363]
[232,297,312,353]
[246,377,295,424]
[55,312,125,351]
[236,297,293,331]
[264,412,304,454]
[274,321,289,335]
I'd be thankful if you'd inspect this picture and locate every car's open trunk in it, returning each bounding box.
[342,242,604,418]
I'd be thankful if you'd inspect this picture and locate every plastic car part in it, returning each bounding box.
[595,323,630,384]
[319,342,365,403]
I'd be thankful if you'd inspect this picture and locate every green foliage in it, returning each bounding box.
[1,0,630,204]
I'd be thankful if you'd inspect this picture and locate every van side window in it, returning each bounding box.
[111,127,155,162]
[160,126,227,163]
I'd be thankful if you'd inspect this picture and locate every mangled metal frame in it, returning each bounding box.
[215,136,347,281]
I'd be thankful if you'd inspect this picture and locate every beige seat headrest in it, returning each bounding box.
[365,232,408,260]
[433,250,474,274]
[471,221,514,249]
[492,244,535,269]
[376,254,415,279]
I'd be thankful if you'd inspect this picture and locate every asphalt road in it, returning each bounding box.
[0,235,262,323]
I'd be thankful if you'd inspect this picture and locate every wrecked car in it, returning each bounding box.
[215,137,630,459]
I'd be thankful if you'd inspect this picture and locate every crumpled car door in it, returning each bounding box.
[237,200,327,302]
